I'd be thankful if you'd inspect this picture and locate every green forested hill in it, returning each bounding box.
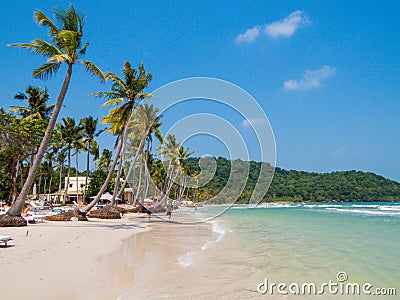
[185,157,400,203]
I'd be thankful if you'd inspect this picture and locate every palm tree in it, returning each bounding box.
[44,151,56,195]
[157,134,182,204]
[117,104,163,198]
[10,86,54,169]
[10,86,54,120]
[72,134,85,203]
[57,117,83,203]
[176,145,194,201]
[80,116,100,203]
[84,62,152,211]
[2,4,104,225]
[98,149,112,172]
[55,149,67,202]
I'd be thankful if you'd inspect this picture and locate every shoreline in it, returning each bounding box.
[0,214,150,300]
[115,210,268,299]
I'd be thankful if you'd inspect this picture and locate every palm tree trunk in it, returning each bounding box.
[143,160,150,201]
[81,139,123,213]
[136,161,143,205]
[128,166,138,205]
[143,139,151,202]
[58,164,63,195]
[43,177,47,199]
[38,175,42,199]
[83,141,90,204]
[117,137,145,198]
[64,149,71,204]
[160,166,179,206]
[111,119,130,206]
[48,174,53,195]
[5,64,73,218]
[110,152,123,206]
[10,158,19,203]
[75,151,79,204]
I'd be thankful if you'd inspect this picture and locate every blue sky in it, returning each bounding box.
[0,1,399,181]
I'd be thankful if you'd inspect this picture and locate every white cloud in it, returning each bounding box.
[235,26,260,44]
[332,147,346,157]
[284,65,336,91]
[264,10,308,38]
[235,10,308,44]
[241,118,268,127]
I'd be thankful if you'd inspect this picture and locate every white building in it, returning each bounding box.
[49,177,90,204]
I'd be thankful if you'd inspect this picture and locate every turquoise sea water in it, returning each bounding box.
[203,202,400,298]
[120,202,400,299]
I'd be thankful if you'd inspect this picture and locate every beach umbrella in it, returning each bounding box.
[100,192,113,201]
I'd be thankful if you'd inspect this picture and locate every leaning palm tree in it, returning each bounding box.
[156,134,182,204]
[83,62,152,211]
[80,116,100,203]
[1,4,104,226]
[117,104,163,198]
[176,145,194,201]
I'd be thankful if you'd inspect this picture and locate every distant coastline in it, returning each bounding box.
[185,157,400,203]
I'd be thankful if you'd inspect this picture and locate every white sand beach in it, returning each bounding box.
[0,215,150,300]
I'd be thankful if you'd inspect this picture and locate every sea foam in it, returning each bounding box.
[178,219,227,268]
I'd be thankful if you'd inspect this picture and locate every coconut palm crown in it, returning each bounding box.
[8,4,104,81]
[93,61,153,136]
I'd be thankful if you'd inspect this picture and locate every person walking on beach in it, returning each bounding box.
[146,207,152,222]
[166,203,173,221]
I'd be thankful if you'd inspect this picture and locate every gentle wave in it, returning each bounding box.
[178,219,227,268]
[351,204,380,208]
[326,207,400,216]
[231,206,249,210]
[202,220,227,250]
[378,205,400,211]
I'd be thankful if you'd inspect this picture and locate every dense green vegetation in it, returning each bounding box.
[1,3,398,229]
[184,157,400,203]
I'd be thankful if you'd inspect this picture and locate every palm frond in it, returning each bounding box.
[79,59,106,82]
[9,106,31,114]
[101,98,124,107]
[20,112,42,121]
[138,93,154,99]
[13,92,28,100]
[78,42,89,56]
[34,10,59,37]
[47,54,71,63]
[8,39,62,58]
[53,4,84,34]
[33,62,61,80]
[104,72,126,89]
[90,140,99,159]
[90,91,121,99]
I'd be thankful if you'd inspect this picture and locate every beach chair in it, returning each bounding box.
[0,235,12,247]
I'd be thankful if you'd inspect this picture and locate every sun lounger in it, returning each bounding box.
[0,236,12,247]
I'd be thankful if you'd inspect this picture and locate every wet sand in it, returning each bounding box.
[113,214,269,299]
